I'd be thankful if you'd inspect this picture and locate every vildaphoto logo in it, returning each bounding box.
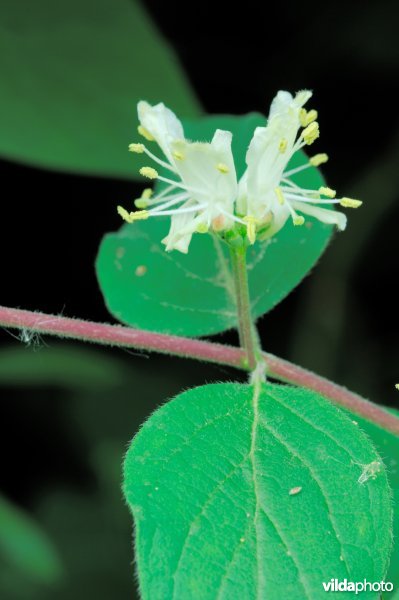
[322,579,394,594]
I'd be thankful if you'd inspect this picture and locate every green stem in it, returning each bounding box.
[230,246,259,370]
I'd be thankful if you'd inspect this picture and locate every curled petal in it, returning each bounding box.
[290,201,347,230]
[137,101,184,162]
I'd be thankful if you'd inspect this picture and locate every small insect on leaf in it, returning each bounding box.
[358,461,383,485]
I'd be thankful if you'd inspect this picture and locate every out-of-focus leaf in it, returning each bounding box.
[0,345,128,389]
[124,382,392,599]
[0,494,63,590]
[97,113,333,337]
[0,0,200,178]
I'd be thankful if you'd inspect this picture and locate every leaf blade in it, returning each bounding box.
[0,0,201,178]
[124,383,393,599]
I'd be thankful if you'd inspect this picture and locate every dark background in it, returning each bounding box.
[1,0,398,598]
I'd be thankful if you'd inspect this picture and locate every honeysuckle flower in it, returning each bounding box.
[236,90,362,239]
[117,101,239,253]
[118,93,362,251]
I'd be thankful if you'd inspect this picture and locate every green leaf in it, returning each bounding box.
[97,113,333,337]
[124,383,393,599]
[343,408,399,596]
[0,345,128,389]
[0,494,63,587]
[0,0,200,178]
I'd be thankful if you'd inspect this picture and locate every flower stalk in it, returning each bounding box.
[229,245,259,370]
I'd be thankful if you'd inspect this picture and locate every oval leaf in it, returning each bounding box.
[0,0,200,178]
[97,114,333,337]
[124,383,393,599]
[344,408,399,596]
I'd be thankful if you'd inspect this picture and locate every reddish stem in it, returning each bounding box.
[0,305,245,368]
[0,305,398,436]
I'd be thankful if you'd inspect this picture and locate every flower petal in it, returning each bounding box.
[137,101,184,162]
[161,201,201,253]
[170,132,237,211]
[290,201,347,230]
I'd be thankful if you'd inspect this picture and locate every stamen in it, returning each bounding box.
[196,222,209,233]
[319,186,336,198]
[157,174,203,195]
[150,203,207,217]
[274,187,285,205]
[146,195,189,214]
[138,125,155,141]
[285,200,305,226]
[293,215,305,226]
[340,197,363,208]
[216,163,230,174]
[135,199,149,209]
[117,206,134,223]
[172,150,185,161]
[140,167,158,179]
[300,108,318,127]
[142,188,153,199]
[134,188,153,209]
[128,143,145,154]
[284,191,340,204]
[279,138,288,153]
[117,206,149,222]
[243,216,258,244]
[310,153,329,167]
[141,146,177,173]
[283,164,310,178]
[302,122,320,145]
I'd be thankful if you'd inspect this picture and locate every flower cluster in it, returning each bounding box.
[118,90,361,253]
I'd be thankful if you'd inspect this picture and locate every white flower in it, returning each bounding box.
[237,90,361,238]
[118,101,239,253]
[118,94,362,251]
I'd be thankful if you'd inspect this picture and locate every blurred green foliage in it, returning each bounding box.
[0,494,63,597]
[0,0,200,179]
[0,344,212,599]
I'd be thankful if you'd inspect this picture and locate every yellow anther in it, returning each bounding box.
[134,199,148,209]
[128,143,145,154]
[319,186,336,198]
[300,108,318,127]
[340,197,363,209]
[117,206,149,222]
[196,222,209,233]
[142,188,153,199]
[302,122,320,145]
[293,215,305,226]
[134,188,153,209]
[117,206,134,223]
[310,153,329,167]
[279,138,288,153]
[139,166,158,179]
[274,187,285,205]
[216,163,229,174]
[137,125,155,141]
[172,150,185,161]
[243,216,258,245]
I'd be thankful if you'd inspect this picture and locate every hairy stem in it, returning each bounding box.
[230,246,258,370]
[0,305,398,435]
[0,305,247,368]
